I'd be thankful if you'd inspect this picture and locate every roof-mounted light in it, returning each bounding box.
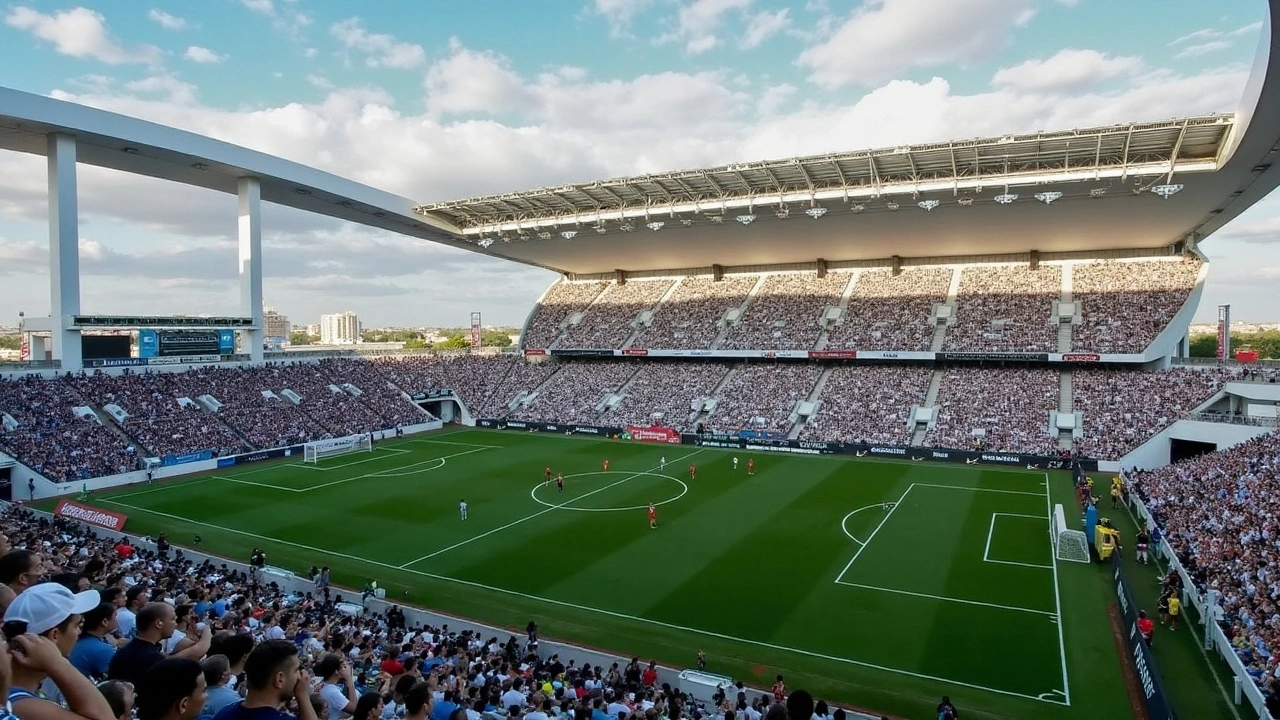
[917,200,940,212]
[646,221,665,232]
[1034,191,1063,205]
[560,231,578,240]
[805,207,827,219]
[994,193,1018,205]
[1151,184,1183,199]
[735,214,756,225]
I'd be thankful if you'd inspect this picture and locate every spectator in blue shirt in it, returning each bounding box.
[200,655,241,720]
[213,639,318,720]
[71,603,119,681]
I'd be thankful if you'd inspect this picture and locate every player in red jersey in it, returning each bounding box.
[603,458,610,471]
[747,458,755,475]
[544,467,551,486]
[689,463,696,480]
[648,502,657,529]
[556,472,564,493]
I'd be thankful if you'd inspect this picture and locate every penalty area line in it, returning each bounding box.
[94,497,1068,708]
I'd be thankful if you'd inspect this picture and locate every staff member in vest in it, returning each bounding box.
[4,581,116,720]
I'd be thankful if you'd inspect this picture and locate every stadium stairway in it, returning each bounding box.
[930,267,962,352]
[910,368,947,446]
[620,280,681,350]
[1058,264,1075,353]
[813,270,860,351]
[91,406,155,456]
[710,275,768,349]
[787,365,834,439]
[1058,369,1075,450]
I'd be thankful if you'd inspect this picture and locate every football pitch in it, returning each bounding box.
[82,429,1139,719]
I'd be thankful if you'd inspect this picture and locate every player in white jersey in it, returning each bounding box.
[733,457,739,470]
[459,499,468,520]
[660,456,666,469]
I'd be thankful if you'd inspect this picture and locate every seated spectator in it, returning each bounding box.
[136,658,207,720]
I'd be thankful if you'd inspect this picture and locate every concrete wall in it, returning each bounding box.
[1105,418,1274,473]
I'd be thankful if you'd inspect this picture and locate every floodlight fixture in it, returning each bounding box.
[647,221,665,232]
[851,203,865,213]
[537,231,552,240]
[477,238,494,249]
[805,207,828,219]
[994,193,1018,205]
[957,196,974,207]
[708,214,725,224]
[1034,191,1063,205]
[595,225,607,234]
[917,200,940,212]
[619,222,635,232]
[1151,183,1184,199]
[774,206,790,219]
[680,218,694,227]
[560,230,578,240]
[735,214,757,225]
[885,201,900,211]
[1089,187,1107,199]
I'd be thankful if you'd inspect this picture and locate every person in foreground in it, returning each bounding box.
[213,639,319,720]
[136,658,207,720]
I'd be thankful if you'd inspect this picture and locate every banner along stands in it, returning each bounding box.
[55,500,127,532]
[626,425,681,443]
[1112,554,1176,720]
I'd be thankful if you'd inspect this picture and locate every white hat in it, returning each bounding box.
[4,582,100,635]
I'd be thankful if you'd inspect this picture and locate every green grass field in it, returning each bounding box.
[72,429,1181,719]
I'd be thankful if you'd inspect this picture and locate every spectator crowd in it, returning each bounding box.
[1072,259,1201,354]
[1129,432,1280,712]
[942,265,1061,353]
[0,506,862,720]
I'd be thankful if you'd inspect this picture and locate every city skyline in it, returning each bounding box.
[0,1,1278,326]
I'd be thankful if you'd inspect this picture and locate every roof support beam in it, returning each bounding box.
[1165,118,1190,184]
[1121,124,1134,180]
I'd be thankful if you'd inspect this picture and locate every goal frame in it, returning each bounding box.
[1052,503,1090,563]
[303,433,373,464]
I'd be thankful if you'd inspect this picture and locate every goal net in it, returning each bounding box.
[1052,503,1090,563]
[303,434,373,464]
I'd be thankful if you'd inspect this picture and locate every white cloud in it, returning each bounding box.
[992,49,1142,94]
[592,0,653,35]
[425,41,534,117]
[797,0,1034,88]
[1176,41,1232,59]
[184,45,226,64]
[658,0,753,55]
[146,9,187,30]
[5,6,162,65]
[330,18,426,69]
[1170,21,1262,46]
[741,8,790,49]
[241,0,274,15]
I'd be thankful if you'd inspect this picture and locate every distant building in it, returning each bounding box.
[305,323,320,337]
[264,309,291,339]
[320,312,360,344]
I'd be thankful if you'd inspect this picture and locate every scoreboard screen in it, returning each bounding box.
[139,329,236,358]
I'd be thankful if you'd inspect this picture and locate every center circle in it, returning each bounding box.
[530,471,688,512]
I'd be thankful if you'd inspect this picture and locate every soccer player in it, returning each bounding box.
[747,458,755,475]
[648,502,657,529]
[733,457,739,470]
[544,466,551,486]
[459,499,468,521]
[660,456,666,469]
[689,463,696,480]
[556,472,564,493]
[603,458,610,471]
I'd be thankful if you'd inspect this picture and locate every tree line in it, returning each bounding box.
[1189,329,1280,359]
[287,328,515,349]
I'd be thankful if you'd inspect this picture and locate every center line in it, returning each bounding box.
[397,447,705,568]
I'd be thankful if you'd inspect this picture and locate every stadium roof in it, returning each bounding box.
[0,86,474,255]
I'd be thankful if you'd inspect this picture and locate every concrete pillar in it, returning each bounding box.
[47,134,83,370]
[238,178,265,363]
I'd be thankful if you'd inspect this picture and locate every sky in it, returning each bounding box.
[0,0,1278,329]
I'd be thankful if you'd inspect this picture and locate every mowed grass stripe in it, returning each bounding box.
[86,429,1144,720]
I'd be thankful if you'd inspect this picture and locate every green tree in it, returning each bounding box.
[288,331,317,346]
[481,330,512,347]
[0,335,20,351]
[434,335,470,350]
[404,338,427,349]
[1188,333,1217,358]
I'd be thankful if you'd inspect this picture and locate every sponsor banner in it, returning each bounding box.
[179,355,221,364]
[523,348,547,356]
[622,348,649,357]
[549,349,617,357]
[938,352,1050,362]
[89,358,148,368]
[411,389,455,401]
[1113,555,1175,720]
[146,357,181,366]
[309,436,363,454]
[218,329,236,354]
[138,329,158,358]
[217,444,302,468]
[1061,353,1101,363]
[808,350,858,360]
[475,419,621,437]
[738,430,787,441]
[627,425,681,444]
[55,500,127,531]
[160,449,213,467]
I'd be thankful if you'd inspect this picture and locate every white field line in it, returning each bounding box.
[218,447,489,494]
[95,496,1067,707]
[833,581,1056,617]
[106,478,211,501]
[409,439,502,449]
[396,447,707,568]
[1044,472,1072,705]
[289,446,410,472]
[983,513,1052,569]
[910,482,1045,497]
[832,485,913,583]
[839,504,895,545]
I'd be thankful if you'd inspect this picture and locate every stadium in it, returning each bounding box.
[2,4,1280,720]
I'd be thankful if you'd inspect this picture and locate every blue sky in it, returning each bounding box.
[0,0,1277,328]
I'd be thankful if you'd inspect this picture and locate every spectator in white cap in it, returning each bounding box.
[5,581,116,720]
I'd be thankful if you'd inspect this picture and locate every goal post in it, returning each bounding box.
[1052,503,1090,563]
[303,434,373,464]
